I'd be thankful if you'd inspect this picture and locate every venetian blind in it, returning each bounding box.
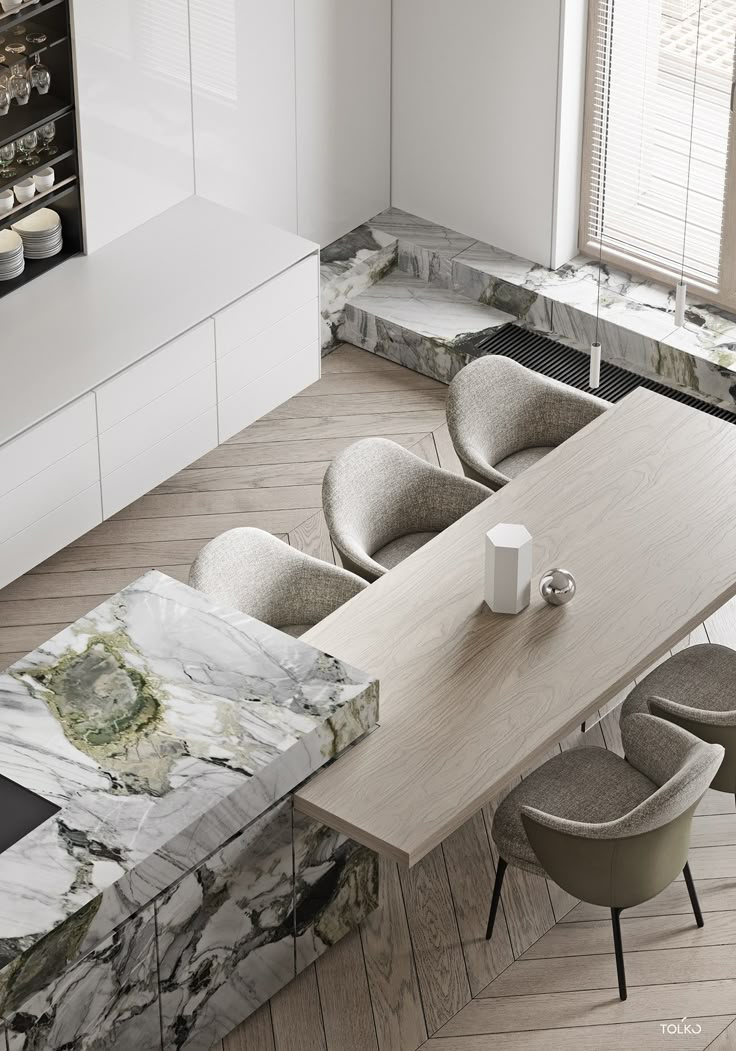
[584,0,736,290]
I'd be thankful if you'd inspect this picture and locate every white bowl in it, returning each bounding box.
[33,167,54,192]
[0,0,23,12]
[0,189,13,215]
[14,178,35,204]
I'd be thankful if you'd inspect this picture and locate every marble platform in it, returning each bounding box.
[323,206,736,409]
[343,271,515,383]
[0,571,379,1049]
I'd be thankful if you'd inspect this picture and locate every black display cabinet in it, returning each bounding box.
[0,0,81,296]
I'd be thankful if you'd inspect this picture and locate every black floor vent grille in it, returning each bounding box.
[476,324,736,425]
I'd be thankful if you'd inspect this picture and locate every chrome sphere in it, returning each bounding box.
[540,568,576,606]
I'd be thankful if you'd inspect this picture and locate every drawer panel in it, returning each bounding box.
[0,395,96,500]
[96,320,215,432]
[218,300,318,397]
[218,343,320,443]
[215,255,318,359]
[99,365,216,477]
[102,408,218,518]
[0,440,99,545]
[0,485,102,591]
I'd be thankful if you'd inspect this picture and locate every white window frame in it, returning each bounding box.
[580,0,736,311]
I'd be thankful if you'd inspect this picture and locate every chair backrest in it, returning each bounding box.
[322,437,488,575]
[521,715,723,909]
[189,527,366,631]
[648,694,736,795]
[446,355,607,481]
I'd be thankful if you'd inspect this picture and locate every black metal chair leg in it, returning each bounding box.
[683,862,704,928]
[610,907,627,1001]
[485,857,507,941]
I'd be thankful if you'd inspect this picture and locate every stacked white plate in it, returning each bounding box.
[0,229,24,281]
[12,208,63,260]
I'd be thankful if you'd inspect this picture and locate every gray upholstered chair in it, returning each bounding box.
[322,437,490,582]
[446,355,609,489]
[189,527,367,637]
[486,714,723,1000]
[620,643,736,803]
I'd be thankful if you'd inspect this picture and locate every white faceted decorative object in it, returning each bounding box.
[485,523,533,615]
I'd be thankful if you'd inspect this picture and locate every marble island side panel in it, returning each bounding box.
[0,571,378,1010]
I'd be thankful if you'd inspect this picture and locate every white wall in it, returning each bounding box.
[72,0,195,254]
[295,0,391,246]
[391,0,587,268]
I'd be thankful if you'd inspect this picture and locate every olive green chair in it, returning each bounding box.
[486,714,723,1000]
[620,643,736,803]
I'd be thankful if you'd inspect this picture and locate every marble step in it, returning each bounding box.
[341,270,516,384]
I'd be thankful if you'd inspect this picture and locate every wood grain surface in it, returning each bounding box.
[296,390,736,865]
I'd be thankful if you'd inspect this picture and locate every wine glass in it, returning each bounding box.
[17,131,38,166]
[0,142,16,180]
[29,58,49,94]
[0,82,9,116]
[37,121,57,157]
[9,70,30,106]
[25,29,47,47]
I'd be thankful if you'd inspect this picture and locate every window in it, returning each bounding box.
[581,0,736,308]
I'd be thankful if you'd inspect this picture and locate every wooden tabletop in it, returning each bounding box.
[294,389,736,866]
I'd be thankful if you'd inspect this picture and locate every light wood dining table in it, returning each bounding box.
[295,388,736,866]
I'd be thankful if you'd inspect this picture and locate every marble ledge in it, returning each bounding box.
[322,203,736,407]
[0,571,378,994]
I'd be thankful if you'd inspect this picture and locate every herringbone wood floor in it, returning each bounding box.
[2,345,735,1051]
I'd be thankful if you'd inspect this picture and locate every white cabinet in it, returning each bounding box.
[218,343,319,443]
[213,257,319,441]
[97,321,217,517]
[101,409,219,518]
[215,257,318,357]
[189,0,298,233]
[0,396,101,589]
[0,255,317,586]
[72,0,195,252]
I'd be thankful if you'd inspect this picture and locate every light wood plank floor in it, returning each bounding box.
[2,345,735,1051]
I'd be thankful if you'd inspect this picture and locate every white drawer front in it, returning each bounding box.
[99,365,216,477]
[215,255,318,359]
[0,440,99,545]
[0,395,96,500]
[218,300,318,398]
[0,485,102,591]
[96,320,215,432]
[218,343,320,443]
[102,409,218,518]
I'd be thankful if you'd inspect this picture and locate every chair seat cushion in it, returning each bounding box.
[495,446,555,479]
[280,623,314,638]
[622,644,736,721]
[372,531,438,570]
[492,747,656,874]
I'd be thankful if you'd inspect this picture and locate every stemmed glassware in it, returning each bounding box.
[9,65,30,105]
[0,81,9,116]
[17,131,38,166]
[0,142,16,180]
[28,57,49,94]
[37,121,57,156]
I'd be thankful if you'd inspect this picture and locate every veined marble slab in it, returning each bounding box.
[0,571,378,990]
[320,207,479,353]
[343,271,515,383]
[2,903,160,1051]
